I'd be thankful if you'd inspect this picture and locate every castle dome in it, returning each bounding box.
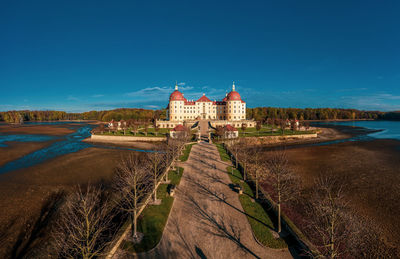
[169,90,185,101]
[226,91,242,101]
[226,81,242,101]
[169,83,186,101]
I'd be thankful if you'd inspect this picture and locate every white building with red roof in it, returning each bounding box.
[158,82,255,129]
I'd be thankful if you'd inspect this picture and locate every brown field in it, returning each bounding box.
[0,141,53,167]
[0,124,75,135]
[0,147,142,257]
[261,133,400,254]
[0,123,158,258]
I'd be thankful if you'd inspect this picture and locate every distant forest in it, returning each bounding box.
[0,109,164,123]
[0,108,399,123]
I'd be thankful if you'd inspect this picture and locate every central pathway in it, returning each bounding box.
[121,142,292,259]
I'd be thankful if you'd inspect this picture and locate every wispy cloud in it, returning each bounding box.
[144,105,160,109]
[67,95,79,101]
[336,88,368,92]
[91,94,104,98]
[340,92,400,111]
[126,86,172,97]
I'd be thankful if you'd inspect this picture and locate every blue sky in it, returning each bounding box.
[1,0,399,112]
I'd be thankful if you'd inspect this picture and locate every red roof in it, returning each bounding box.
[169,90,186,101]
[224,125,238,131]
[184,100,196,105]
[226,91,242,101]
[196,95,212,102]
[171,124,187,132]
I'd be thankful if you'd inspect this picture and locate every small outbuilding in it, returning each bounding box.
[170,124,188,138]
[224,124,239,139]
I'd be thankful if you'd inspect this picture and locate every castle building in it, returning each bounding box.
[167,82,246,121]
[157,82,255,129]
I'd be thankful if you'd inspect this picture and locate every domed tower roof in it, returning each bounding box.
[226,81,242,101]
[169,82,186,101]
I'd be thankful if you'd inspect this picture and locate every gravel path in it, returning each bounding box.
[117,142,292,259]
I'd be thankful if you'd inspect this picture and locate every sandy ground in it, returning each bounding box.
[0,124,75,135]
[117,142,291,259]
[0,147,140,258]
[283,139,400,249]
[83,138,160,150]
[256,122,400,256]
[0,121,157,258]
[0,141,53,167]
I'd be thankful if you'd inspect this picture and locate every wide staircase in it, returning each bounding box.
[198,120,210,142]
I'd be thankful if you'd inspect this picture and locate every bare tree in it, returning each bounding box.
[279,119,286,135]
[131,122,139,136]
[241,123,247,136]
[121,120,128,135]
[248,147,267,200]
[306,176,350,258]
[213,125,224,140]
[53,185,112,259]
[154,124,160,136]
[256,121,262,135]
[98,123,105,134]
[266,150,299,233]
[238,144,251,181]
[347,213,399,258]
[113,154,150,240]
[230,139,242,169]
[146,148,166,203]
[144,122,149,136]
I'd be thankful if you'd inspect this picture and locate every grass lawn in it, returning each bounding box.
[215,143,230,161]
[121,167,184,253]
[238,127,315,137]
[226,166,286,249]
[179,143,195,162]
[217,141,286,248]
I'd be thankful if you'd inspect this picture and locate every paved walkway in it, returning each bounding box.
[118,142,292,259]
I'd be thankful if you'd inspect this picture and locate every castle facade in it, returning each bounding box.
[157,82,255,128]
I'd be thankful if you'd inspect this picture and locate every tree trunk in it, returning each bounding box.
[278,202,281,233]
[131,213,136,238]
[235,154,238,168]
[330,219,335,258]
[255,179,259,199]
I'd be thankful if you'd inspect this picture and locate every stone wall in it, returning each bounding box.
[210,119,255,128]
[242,133,318,144]
[91,134,166,142]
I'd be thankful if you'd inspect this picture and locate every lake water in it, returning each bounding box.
[316,120,400,141]
[0,122,151,174]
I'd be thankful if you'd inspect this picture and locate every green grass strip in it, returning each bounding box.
[121,167,184,253]
[179,143,195,162]
[215,143,230,161]
[227,166,286,249]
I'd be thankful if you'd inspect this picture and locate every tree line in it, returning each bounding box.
[0,108,165,123]
[1,107,399,124]
[246,107,387,121]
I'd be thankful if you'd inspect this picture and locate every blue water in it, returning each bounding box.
[0,134,56,147]
[0,123,152,174]
[316,120,400,141]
